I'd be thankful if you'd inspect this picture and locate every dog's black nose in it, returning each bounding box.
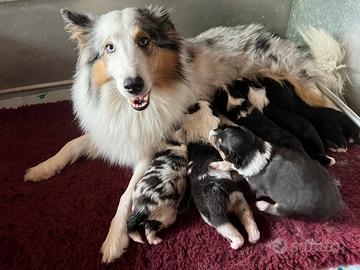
[123,76,144,94]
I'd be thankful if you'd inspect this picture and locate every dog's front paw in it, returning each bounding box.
[24,161,60,182]
[101,226,129,263]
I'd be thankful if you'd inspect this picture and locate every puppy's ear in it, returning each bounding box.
[61,9,94,43]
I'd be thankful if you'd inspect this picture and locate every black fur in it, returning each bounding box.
[61,9,92,27]
[212,126,344,221]
[213,81,306,154]
[263,103,332,166]
[187,142,248,226]
[186,102,200,114]
[260,77,360,151]
[255,36,271,53]
[137,7,181,51]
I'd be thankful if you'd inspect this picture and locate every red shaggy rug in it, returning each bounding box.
[1,101,360,270]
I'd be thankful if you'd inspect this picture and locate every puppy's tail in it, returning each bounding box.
[300,27,348,99]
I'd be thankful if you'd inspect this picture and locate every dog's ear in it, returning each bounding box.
[145,6,174,30]
[139,6,180,50]
[61,9,94,43]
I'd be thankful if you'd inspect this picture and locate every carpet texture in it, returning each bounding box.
[1,101,360,270]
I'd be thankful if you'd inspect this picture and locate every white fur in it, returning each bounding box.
[299,27,360,125]
[300,27,347,96]
[207,168,232,180]
[216,223,244,249]
[24,134,96,182]
[236,142,272,177]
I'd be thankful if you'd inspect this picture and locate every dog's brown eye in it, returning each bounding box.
[105,43,115,53]
[138,37,150,48]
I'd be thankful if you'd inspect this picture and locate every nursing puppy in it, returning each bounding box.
[209,126,344,220]
[212,81,306,154]
[178,101,260,249]
[260,77,360,152]
[221,78,334,166]
[127,139,187,245]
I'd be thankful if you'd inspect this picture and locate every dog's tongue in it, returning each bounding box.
[129,94,150,111]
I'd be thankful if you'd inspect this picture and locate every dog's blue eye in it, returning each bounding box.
[105,43,115,53]
[138,37,150,48]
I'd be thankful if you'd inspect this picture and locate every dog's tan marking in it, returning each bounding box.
[133,27,150,45]
[151,48,179,89]
[92,58,111,88]
[258,69,335,108]
[248,87,269,112]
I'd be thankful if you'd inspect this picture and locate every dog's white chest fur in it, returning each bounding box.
[72,67,195,166]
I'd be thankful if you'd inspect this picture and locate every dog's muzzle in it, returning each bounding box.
[128,93,150,111]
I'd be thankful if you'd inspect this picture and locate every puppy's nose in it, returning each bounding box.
[123,76,144,94]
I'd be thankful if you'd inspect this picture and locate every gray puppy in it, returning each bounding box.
[209,125,344,220]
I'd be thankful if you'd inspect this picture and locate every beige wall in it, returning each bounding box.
[0,0,293,92]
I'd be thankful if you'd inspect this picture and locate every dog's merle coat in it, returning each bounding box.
[180,101,260,249]
[260,78,360,152]
[127,140,187,245]
[210,126,344,221]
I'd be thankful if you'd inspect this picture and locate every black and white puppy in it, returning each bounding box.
[260,77,360,152]
[212,80,306,154]
[223,78,334,166]
[178,101,260,249]
[209,126,344,221]
[127,139,187,245]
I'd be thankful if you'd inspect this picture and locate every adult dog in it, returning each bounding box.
[24,6,347,263]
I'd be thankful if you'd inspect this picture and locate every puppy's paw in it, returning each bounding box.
[148,236,163,245]
[256,201,271,212]
[209,161,233,171]
[128,231,145,244]
[248,225,260,244]
[326,155,336,166]
[24,161,61,182]
[145,231,163,245]
[329,147,347,153]
[101,226,129,263]
[230,236,244,250]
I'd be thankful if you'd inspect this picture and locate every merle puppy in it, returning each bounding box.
[212,80,306,154]
[178,101,260,249]
[222,77,334,166]
[260,77,360,152]
[209,126,344,220]
[127,139,187,245]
